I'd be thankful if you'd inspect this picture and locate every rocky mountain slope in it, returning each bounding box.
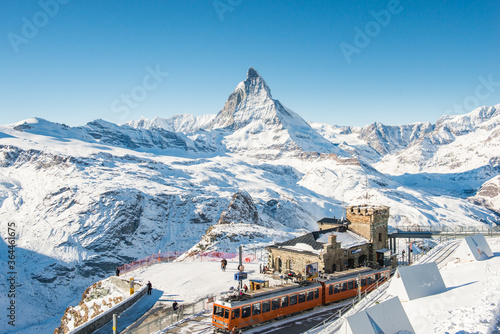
[0,68,499,333]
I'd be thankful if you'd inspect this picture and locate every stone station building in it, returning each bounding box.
[266,205,392,275]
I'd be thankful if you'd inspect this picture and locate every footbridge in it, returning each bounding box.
[388,225,500,255]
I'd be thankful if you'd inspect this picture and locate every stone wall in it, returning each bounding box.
[346,205,389,261]
[268,241,371,275]
[268,248,322,274]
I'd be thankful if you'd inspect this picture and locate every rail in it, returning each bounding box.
[305,239,463,334]
[304,276,391,334]
[121,295,216,334]
[390,225,499,235]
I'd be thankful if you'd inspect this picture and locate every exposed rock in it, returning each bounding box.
[217,191,260,225]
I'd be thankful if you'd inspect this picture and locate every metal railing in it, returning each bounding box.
[391,225,499,235]
[121,295,215,334]
[304,276,391,334]
[305,238,464,334]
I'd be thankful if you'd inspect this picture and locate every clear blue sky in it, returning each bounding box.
[1,0,499,127]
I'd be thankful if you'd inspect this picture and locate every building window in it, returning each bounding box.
[378,233,382,242]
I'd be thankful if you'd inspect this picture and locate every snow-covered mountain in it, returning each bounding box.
[128,67,348,158]
[0,68,499,333]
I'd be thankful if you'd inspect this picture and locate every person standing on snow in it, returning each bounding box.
[221,258,227,271]
[116,267,120,276]
[147,281,152,295]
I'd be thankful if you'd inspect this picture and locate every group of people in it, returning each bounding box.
[259,263,270,273]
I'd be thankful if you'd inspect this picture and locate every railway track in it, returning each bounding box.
[306,239,462,334]
[417,240,461,268]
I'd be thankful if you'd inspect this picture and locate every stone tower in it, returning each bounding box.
[346,205,390,261]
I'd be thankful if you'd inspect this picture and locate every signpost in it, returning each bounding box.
[305,262,319,280]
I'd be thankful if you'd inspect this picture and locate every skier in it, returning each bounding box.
[147,281,152,295]
[115,268,120,276]
[172,301,178,311]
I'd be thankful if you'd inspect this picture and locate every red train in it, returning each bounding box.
[212,267,390,332]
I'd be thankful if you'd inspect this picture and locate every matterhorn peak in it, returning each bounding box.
[208,67,275,129]
[246,67,260,79]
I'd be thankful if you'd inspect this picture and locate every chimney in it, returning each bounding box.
[328,234,337,245]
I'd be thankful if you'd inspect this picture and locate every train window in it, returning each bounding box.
[281,296,289,308]
[341,282,347,292]
[272,298,280,310]
[290,294,298,305]
[367,276,373,285]
[242,305,251,318]
[214,306,224,317]
[315,288,319,299]
[307,290,314,301]
[354,280,358,289]
[232,308,240,319]
[361,278,366,287]
[224,308,230,319]
[252,303,261,315]
[334,284,340,293]
[329,285,333,295]
[262,300,270,313]
[375,273,380,281]
[298,292,306,303]
[348,281,354,290]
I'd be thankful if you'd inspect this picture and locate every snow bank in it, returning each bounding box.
[455,233,494,262]
[387,262,446,302]
[340,296,414,334]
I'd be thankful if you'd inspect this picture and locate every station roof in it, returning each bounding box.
[268,227,369,255]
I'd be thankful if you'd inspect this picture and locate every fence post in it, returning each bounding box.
[113,314,117,334]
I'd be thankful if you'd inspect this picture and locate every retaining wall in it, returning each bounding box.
[68,285,147,334]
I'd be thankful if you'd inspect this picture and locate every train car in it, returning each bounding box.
[212,267,391,332]
[321,267,390,304]
[212,281,324,332]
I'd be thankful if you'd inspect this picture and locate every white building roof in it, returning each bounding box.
[316,230,369,249]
